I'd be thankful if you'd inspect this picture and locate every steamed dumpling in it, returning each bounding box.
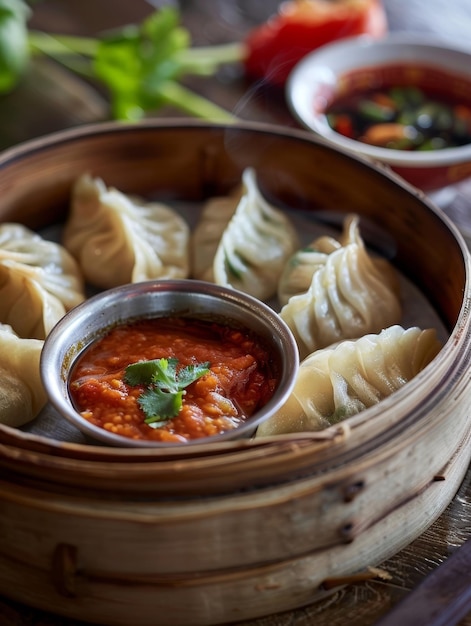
[278,246,328,307]
[192,168,300,300]
[0,223,85,339]
[63,174,190,289]
[256,325,442,437]
[278,214,394,306]
[0,324,46,427]
[191,185,242,282]
[280,230,401,359]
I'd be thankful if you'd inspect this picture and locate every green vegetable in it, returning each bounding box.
[0,0,30,92]
[124,357,210,427]
[357,99,395,122]
[224,250,245,280]
[389,86,424,109]
[93,8,189,120]
[25,6,244,121]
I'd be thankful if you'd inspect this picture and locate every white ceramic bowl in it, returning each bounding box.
[40,279,299,448]
[286,33,471,191]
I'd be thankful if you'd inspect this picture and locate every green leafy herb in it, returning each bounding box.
[93,8,191,121]
[0,0,30,92]
[124,357,210,428]
[22,6,244,121]
[138,387,184,426]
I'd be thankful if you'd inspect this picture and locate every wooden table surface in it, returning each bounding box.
[1,1,471,625]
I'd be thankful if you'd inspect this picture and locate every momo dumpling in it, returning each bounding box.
[191,185,243,281]
[213,168,300,300]
[192,168,300,301]
[280,232,401,359]
[256,325,442,437]
[0,223,85,339]
[278,214,361,306]
[0,324,46,427]
[278,247,330,309]
[63,174,190,289]
[278,214,397,306]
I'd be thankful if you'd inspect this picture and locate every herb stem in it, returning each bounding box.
[25,13,245,122]
[28,31,99,57]
[28,32,246,76]
[27,31,96,78]
[158,80,238,122]
[176,42,246,74]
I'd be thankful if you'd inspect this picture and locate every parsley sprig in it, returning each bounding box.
[124,357,210,428]
[3,1,243,121]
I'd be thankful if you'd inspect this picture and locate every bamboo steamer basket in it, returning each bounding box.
[0,120,470,626]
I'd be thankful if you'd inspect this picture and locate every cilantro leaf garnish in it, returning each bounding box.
[123,357,176,387]
[139,387,183,426]
[124,358,210,427]
[177,363,212,389]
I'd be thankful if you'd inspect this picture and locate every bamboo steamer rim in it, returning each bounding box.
[0,119,469,491]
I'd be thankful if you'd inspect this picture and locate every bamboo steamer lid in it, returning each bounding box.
[0,120,470,625]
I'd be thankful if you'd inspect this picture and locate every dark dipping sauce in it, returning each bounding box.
[323,63,471,151]
[69,317,278,443]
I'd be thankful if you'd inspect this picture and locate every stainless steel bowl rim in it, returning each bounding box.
[40,279,299,448]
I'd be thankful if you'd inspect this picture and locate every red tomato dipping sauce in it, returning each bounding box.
[69,317,278,443]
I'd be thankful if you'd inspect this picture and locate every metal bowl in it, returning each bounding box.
[40,279,299,448]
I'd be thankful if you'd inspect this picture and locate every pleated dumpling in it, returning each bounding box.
[191,184,243,282]
[0,324,46,427]
[256,325,442,437]
[280,225,401,359]
[0,223,85,339]
[63,174,190,289]
[278,214,397,306]
[192,168,300,301]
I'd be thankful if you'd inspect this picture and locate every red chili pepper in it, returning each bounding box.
[244,0,388,87]
[333,114,354,138]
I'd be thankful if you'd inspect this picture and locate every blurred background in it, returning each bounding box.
[3,0,469,147]
[6,0,465,239]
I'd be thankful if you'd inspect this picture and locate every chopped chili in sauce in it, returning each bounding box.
[69,317,278,443]
[325,83,471,151]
